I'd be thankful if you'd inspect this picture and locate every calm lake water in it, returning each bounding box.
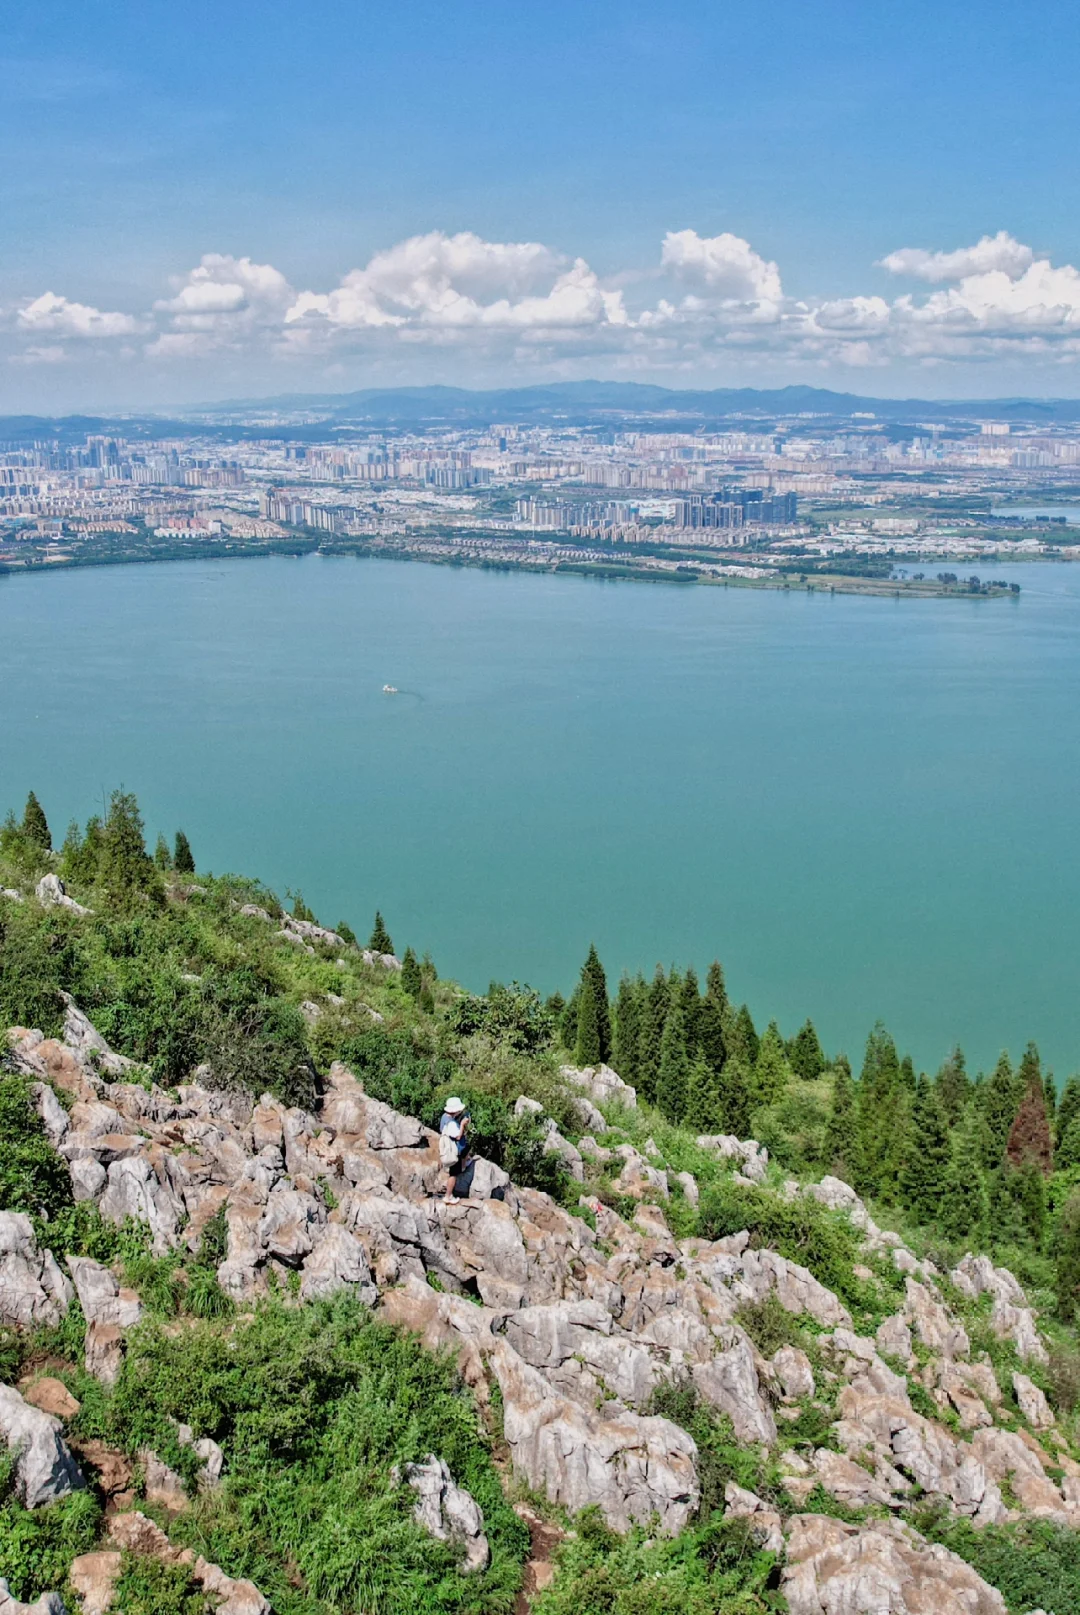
[2,553,1079,1079]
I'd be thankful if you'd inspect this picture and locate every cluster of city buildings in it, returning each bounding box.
[2,410,1079,575]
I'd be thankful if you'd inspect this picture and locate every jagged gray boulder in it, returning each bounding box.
[783,1514,1008,1615]
[0,1214,72,1330]
[0,1384,84,1508]
[398,1454,490,1574]
[0,1580,67,1615]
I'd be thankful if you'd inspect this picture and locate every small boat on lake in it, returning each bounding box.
[382,684,399,694]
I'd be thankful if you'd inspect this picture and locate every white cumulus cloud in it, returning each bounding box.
[660,230,783,302]
[17,291,142,339]
[878,231,1035,283]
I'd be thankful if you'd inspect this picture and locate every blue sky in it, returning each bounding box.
[4,0,1080,407]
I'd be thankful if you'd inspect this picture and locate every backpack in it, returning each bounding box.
[438,1127,460,1167]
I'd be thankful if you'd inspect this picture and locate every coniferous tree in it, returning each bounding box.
[1055,1190,1080,1324]
[899,1054,917,1091]
[1055,1074,1080,1149]
[981,1052,1021,1166]
[989,1165,1029,1247]
[684,1049,724,1132]
[935,1047,971,1125]
[1017,1159,1047,1247]
[754,1021,791,1108]
[337,921,358,947]
[698,961,728,1076]
[173,830,195,874]
[823,1056,858,1182]
[613,974,641,1085]
[545,989,566,1022]
[657,1001,690,1123]
[940,1110,990,1244]
[400,947,422,999]
[727,1003,759,1068]
[1006,1072,1054,1176]
[720,1053,754,1138]
[290,890,316,922]
[21,792,51,852]
[679,966,702,1057]
[1017,1041,1043,1095]
[579,946,612,1065]
[1058,1117,1080,1172]
[100,791,158,909]
[789,1019,826,1081]
[368,911,394,954]
[899,1074,952,1225]
[59,816,102,886]
[153,834,172,871]
[574,969,602,1067]
[856,1022,904,1197]
[1044,1071,1057,1127]
[637,966,668,1105]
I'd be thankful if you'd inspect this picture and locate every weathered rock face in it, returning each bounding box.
[490,1339,699,1534]
[399,1455,490,1574]
[0,1384,84,1508]
[692,1332,777,1445]
[36,874,92,917]
[695,1135,769,1182]
[0,1213,72,1329]
[783,1514,1008,1615]
[560,1063,637,1109]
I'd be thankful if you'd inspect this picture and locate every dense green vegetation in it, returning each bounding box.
[4,787,1080,1615]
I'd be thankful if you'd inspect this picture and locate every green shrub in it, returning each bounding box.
[113,1554,210,1615]
[531,1505,778,1615]
[0,1455,101,1603]
[0,1072,73,1222]
[915,1509,1080,1614]
[73,1296,528,1615]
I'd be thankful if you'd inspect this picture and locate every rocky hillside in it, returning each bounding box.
[2,794,1080,1615]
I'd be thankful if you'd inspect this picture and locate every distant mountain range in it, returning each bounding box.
[5,381,1080,440]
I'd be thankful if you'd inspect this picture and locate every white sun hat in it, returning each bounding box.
[444,1097,465,1114]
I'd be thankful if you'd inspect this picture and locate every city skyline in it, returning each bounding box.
[4,0,1080,406]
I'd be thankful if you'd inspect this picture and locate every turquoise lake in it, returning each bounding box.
[2,553,1079,1079]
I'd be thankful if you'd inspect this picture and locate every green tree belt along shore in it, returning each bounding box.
[2,789,1080,1615]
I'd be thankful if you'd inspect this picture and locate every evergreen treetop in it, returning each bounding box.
[173,829,196,874]
[368,911,394,954]
[21,791,51,852]
[789,1018,826,1081]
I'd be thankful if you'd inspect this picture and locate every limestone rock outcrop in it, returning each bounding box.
[783,1514,1008,1615]
[0,1384,84,1508]
[398,1455,490,1574]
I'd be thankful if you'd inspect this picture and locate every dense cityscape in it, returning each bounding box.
[3,394,1079,594]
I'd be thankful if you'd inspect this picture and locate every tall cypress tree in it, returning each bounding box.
[173,829,195,874]
[21,792,51,852]
[100,791,158,909]
[613,974,641,1085]
[935,1046,971,1125]
[153,834,172,871]
[940,1109,989,1244]
[719,1053,753,1138]
[1055,1074,1080,1149]
[727,1003,759,1068]
[684,1049,724,1132]
[677,966,700,1052]
[899,1074,953,1225]
[754,1021,791,1108]
[574,970,602,1067]
[899,1054,917,1091]
[400,947,422,999]
[1017,1160,1047,1248]
[857,1022,904,1197]
[1044,1071,1057,1127]
[982,1052,1021,1164]
[657,1001,690,1123]
[560,986,580,1053]
[698,961,728,1076]
[637,966,668,1105]
[579,946,612,1065]
[1056,1190,1080,1324]
[368,911,394,953]
[789,1019,826,1081]
[824,1057,858,1183]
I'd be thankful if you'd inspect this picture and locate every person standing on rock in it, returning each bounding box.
[439,1096,470,1202]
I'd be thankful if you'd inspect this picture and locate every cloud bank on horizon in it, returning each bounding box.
[9,228,1080,386]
